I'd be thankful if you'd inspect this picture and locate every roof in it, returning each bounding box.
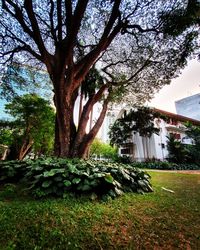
[153,108,200,126]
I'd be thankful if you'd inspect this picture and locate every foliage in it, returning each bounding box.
[0,160,28,183]
[0,172,200,249]
[0,94,55,160]
[160,0,200,37]
[89,138,118,160]
[0,129,13,146]
[166,123,200,164]
[166,135,189,163]
[109,107,161,146]
[114,155,133,164]
[185,122,200,163]
[0,158,153,199]
[0,63,52,101]
[134,161,200,170]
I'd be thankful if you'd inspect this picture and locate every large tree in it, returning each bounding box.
[0,0,199,158]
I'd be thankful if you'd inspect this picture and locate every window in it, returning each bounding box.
[169,118,178,125]
[169,133,181,140]
[174,133,181,140]
[121,148,131,155]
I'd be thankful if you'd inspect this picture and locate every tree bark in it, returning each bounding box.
[75,99,109,158]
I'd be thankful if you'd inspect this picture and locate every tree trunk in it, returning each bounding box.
[52,68,108,159]
[74,100,108,158]
[54,95,75,157]
[18,139,33,160]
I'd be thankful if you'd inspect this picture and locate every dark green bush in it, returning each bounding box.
[0,158,153,199]
[0,160,27,183]
[114,155,132,164]
[25,158,153,199]
[133,161,200,170]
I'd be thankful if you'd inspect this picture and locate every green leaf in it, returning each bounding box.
[104,174,114,184]
[63,180,71,187]
[77,183,91,191]
[90,193,98,200]
[42,180,52,188]
[93,173,106,178]
[43,169,65,177]
[67,164,77,173]
[72,178,81,184]
[34,174,43,180]
[43,170,56,177]
[81,185,92,191]
[54,176,63,182]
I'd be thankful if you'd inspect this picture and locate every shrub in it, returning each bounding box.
[0,160,27,183]
[0,158,153,200]
[134,161,200,170]
[114,155,132,164]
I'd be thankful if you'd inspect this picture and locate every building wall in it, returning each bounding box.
[175,93,200,121]
[119,117,191,161]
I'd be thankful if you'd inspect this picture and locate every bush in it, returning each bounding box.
[0,160,27,183]
[134,161,200,170]
[0,158,153,200]
[114,155,132,164]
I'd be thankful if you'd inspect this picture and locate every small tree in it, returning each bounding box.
[185,123,200,164]
[90,138,117,160]
[109,107,160,147]
[166,135,188,163]
[0,94,55,160]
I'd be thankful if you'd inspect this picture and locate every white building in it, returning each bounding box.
[101,107,200,161]
[175,93,200,121]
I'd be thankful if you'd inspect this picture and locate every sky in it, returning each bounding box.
[149,59,200,113]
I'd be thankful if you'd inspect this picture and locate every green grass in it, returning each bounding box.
[0,172,200,250]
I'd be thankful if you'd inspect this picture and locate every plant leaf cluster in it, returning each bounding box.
[0,158,153,200]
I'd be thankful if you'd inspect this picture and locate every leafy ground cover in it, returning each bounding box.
[0,159,153,199]
[0,171,200,249]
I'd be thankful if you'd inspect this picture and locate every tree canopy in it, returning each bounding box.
[0,0,199,158]
[161,0,200,37]
[0,94,55,160]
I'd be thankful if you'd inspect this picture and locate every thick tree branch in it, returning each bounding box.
[77,84,108,136]
[2,0,34,39]
[49,0,57,42]
[24,0,51,62]
[72,0,89,38]
[71,84,108,155]
[65,0,73,34]
[74,22,122,90]
[123,24,159,34]
[101,0,122,39]
[57,0,63,41]
[87,99,109,140]
[77,98,109,158]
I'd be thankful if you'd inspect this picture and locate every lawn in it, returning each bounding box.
[0,171,200,250]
